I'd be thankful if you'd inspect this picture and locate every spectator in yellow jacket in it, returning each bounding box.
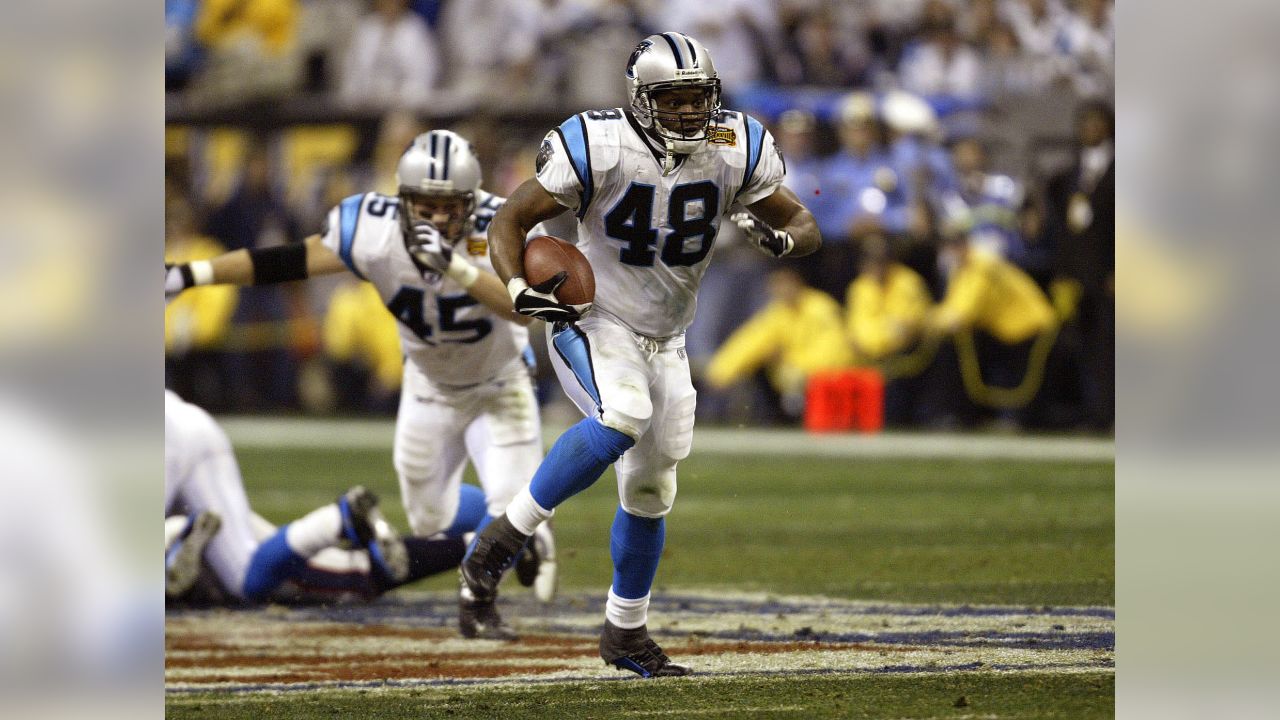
[844,234,932,364]
[189,0,302,105]
[706,268,854,422]
[929,234,1057,343]
[323,279,403,411]
[843,235,935,426]
[923,233,1060,427]
[165,195,239,408]
[165,196,238,355]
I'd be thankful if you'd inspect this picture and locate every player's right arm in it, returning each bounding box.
[489,177,589,322]
[166,234,348,297]
[489,178,567,285]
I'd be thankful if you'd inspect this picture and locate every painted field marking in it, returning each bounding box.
[166,591,1113,696]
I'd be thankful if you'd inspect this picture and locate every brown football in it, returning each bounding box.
[522,235,595,305]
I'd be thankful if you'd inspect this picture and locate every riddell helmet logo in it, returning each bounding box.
[626,40,653,79]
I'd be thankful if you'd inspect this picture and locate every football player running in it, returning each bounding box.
[463,33,821,676]
[165,131,556,639]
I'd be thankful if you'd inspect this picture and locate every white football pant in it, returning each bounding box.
[393,357,543,535]
[546,312,697,518]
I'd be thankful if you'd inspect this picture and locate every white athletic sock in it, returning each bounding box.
[506,486,554,536]
[285,504,343,558]
[605,588,650,629]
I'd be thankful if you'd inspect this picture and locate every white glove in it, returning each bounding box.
[406,221,451,273]
[165,263,189,301]
[165,260,212,301]
[731,212,795,258]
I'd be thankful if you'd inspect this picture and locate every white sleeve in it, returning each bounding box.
[737,124,786,206]
[319,194,372,279]
[534,129,583,213]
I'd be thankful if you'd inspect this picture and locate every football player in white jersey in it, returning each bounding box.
[165,130,556,639]
[462,33,821,676]
[165,389,424,604]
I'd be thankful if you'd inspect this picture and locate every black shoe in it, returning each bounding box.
[461,514,529,602]
[338,486,409,582]
[459,582,518,641]
[600,620,691,678]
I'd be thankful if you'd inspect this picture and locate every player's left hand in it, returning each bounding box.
[165,263,191,301]
[407,221,452,273]
[731,212,795,258]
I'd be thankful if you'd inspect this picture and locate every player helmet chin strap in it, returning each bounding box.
[661,139,678,176]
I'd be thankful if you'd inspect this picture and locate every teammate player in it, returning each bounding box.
[165,131,555,638]
[462,33,821,676]
[166,389,431,604]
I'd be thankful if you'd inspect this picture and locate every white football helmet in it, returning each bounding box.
[395,130,482,244]
[626,32,722,158]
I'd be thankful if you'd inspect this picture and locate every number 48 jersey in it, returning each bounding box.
[536,107,785,339]
[320,190,530,387]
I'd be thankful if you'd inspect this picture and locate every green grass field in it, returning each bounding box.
[238,447,1113,606]
[167,427,1114,719]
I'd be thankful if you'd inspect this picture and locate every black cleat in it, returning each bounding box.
[459,581,518,641]
[338,486,409,582]
[600,620,692,678]
[460,513,529,602]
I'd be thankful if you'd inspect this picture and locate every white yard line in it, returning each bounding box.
[217,416,1113,463]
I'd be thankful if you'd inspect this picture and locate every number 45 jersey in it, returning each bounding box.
[536,108,785,339]
[320,190,530,387]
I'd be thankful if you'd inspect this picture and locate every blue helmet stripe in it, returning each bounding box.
[441,133,452,181]
[337,194,367,280]
[660,32,685,69]
[428,133,438,179]
[557,115,594,218]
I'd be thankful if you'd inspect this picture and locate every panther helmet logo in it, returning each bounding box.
[626,40,653,80]
[536,139,554,175]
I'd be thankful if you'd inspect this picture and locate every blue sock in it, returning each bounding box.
[610,508,665,599]
[443,484,488,538]
[530,418,635,510]
[242,525,307,602]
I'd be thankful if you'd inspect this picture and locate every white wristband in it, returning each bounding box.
[189,260,215,286]
[445,253,480,288]
[507,276,529,302]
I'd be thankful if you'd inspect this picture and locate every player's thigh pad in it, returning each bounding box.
[393,364,473,535]
[613,347,696,518]
[547,316,653,440]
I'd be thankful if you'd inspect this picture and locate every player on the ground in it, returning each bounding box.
[462,33,821,676]
[165,389,456,604]
[165,131,556,638]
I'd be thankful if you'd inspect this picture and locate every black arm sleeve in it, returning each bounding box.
[250,243,309,285]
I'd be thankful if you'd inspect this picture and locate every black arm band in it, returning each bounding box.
[250,243,309,285]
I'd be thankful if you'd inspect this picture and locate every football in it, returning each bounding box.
[523,235,595,306]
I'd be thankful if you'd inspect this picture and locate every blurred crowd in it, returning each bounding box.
[165,0,1114,432]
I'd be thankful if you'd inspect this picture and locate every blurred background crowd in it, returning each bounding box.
[165,0,1114,432]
